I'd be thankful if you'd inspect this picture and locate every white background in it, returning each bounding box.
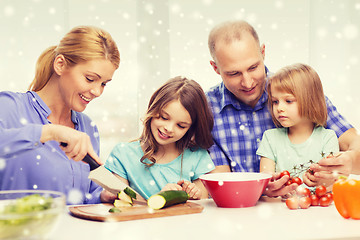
[0,0,359,160]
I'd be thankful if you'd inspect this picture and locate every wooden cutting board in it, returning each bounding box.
[69,201,204,222]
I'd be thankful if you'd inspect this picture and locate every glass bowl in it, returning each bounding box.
[0,190,65,239]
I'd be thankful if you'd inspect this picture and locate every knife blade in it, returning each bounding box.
[60,142,141,198]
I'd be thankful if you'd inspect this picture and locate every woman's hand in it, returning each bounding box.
[310,152,351,179]
[263,172,298,198]
[41,124,102,164]
[178,180,201,200]
[100,189,117,203]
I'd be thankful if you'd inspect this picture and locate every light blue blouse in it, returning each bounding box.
[0,91,102,204]
[105,141,215,199]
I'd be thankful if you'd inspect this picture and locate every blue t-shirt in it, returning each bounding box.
[0,91,102,204]
[104,141,215,199]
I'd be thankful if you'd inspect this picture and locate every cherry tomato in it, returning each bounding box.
[291,177,303,185]
[299,197,311,209]
[297,187,311,197]
[319,195,332,207]
[286,197,299,210]
[285,179,293,186]
[310,194,319,206]
[280,170,290,178]
[315,185,327,198]
[325,192,333,204]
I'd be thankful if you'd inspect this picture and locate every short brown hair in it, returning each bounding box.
[208,20,260,61]
[267,63,327,127]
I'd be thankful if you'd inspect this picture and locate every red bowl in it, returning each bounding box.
[200,172,271,208]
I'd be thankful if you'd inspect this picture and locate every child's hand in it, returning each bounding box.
[161,183,183,192]
[177,180,201,200]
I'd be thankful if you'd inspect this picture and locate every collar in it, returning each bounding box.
[27,91,79,127]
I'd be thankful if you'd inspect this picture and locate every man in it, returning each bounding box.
[206,20,360,197]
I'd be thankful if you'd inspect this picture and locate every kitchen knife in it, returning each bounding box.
[60,142,141,198]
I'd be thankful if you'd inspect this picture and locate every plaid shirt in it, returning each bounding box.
[206,72,353,172]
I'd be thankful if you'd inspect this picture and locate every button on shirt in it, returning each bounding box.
[0,91,102,204]
[206,71,353,172]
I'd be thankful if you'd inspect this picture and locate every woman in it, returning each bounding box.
[0,26,120,204]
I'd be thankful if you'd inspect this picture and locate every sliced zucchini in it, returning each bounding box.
[118,190,133,204]
[108,207,122,213]
[147,190,189,210]
[124,187,137,199]
[114,199,132,208]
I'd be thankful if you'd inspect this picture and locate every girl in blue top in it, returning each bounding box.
[105,76,215,200]
[257,63,339,194]
[0,26,119,204]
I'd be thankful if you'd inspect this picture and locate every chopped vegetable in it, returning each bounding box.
[147,190,189,210]
[108,207,122,213]
[114,199,132,208]
[124,187,137,199]
[118,190,133,204]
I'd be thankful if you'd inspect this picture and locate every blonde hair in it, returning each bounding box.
[29,26,120,91]
[268,63,327,127]
[208,20,260,61]
[140,76,214,167]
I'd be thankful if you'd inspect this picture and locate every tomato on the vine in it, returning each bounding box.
[280,170,290,178]
[319,195,332,207]
[324,192,333,204]
[299,197,311,209]
[297,187,311,197]
[291,177,303,185]
[315,185,327,198]
[310,194,319,206]
[286,197,299,210]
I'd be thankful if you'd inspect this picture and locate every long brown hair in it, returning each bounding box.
[267,63,327,127]
[28,26,120,91]
[140,76,214,167]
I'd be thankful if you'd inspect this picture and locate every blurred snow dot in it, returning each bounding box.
[202,0,213,5]
[329,15,337,23]
[149,180,155,186]
[356,3,360,9]
[284,41,293,49]
[343,24,358,40]
[51,148,56,152]
[239,125,245,130]
[33,185,38,189]
[275,0,284,9]
[36,155,41,160]
[321,54,327,59]
[18,51,23,56]
[54,25,62,32]
[36,162,40,165]
[20,118,28,125]
[32,98,36,102]
[90,121,96,127]
[49,7,56,14]
[231,129,237,135]
[218,181,224,186]
[68,189,84,204]
[170,4,180,13]
[158,20,163,25]
[208,163,214,169]
[23,228,30,236]
[139,36,147,43]
[85,193,93,200]
[4,6,15,16]
[153,30,161,36]
[257,204,272,219]
[271,23,278,30]
[4,146,10,153]
[231,161,237,167]
[93,132,99,138]
[0,159,6,170]
[189,172,195,177]
[335,32,343,39]
[123,13,130,19]
[107,156,114,162]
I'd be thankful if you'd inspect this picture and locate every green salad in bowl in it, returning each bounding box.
[0,190,65,239]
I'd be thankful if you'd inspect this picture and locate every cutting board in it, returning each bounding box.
[69,200,204,222]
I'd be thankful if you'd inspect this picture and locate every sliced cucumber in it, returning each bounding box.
[118,190,133,204]
[124,187,137,199]
[147,190,189,210]
[113,199,132,208]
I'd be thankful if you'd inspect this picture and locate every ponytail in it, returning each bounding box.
[28,46,57,91]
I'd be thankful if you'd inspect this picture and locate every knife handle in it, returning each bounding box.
[60,142,101,171]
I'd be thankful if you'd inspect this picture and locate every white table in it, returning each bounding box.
[49,197,360,240]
